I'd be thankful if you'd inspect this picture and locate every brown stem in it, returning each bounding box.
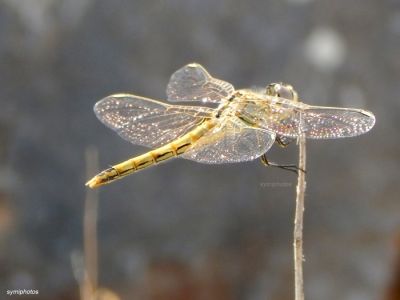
[83,146,99,299]
[294,133,306,300]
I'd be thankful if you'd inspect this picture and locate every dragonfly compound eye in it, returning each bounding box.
[266,83,298,101]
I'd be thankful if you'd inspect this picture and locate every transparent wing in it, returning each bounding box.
[94,94,215,148]
[166,63,235,103]
[263,100,375,139]
[181,118,276,164]
[302,106,375,139]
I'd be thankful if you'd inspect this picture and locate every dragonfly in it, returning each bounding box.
[86,63,375,188]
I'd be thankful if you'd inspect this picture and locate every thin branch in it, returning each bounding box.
[83,146,99,300]
[294,132,307,300]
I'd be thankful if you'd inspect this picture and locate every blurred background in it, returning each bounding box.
[0,0,399,299]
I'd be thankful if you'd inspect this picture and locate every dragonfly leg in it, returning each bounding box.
[260,154,306,175]
[275,136,292,148]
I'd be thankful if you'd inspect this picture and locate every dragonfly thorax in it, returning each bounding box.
[266,83,298,102]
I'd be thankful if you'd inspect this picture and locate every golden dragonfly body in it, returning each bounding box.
[86,63,375,188]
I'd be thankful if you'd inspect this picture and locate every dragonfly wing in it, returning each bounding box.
[94,94,214,148]
[301,106,375,139]
[264,102,375,139]
[166,63,235,103]
[181,118,276,164]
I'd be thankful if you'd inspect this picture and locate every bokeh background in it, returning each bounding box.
[0,0,399,299]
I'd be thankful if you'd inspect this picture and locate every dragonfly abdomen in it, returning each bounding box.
[86,119,216,188]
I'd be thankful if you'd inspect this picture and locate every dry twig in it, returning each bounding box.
[83,146,99,300]
[294,133,306,300]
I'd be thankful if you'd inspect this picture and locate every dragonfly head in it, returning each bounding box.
[266,83,298,101]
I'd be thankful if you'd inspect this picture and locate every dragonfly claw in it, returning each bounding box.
[260,154,305,175]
